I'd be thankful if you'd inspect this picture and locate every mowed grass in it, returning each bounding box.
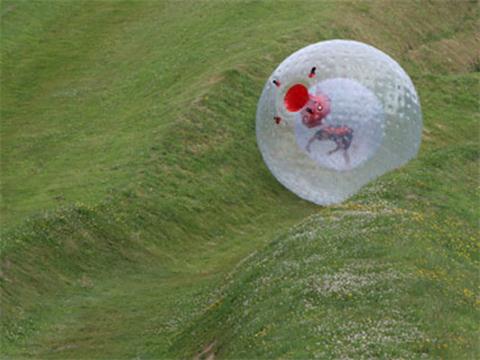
[0,0,329,226]
[1,0,479,359]
[1,0,332,356]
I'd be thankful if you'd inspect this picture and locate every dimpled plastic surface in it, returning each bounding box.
[256,40,422,205]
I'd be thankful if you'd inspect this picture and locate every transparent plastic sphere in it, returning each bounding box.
[256,40,422,205]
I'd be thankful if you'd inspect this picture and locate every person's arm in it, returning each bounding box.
[306,134,317,153]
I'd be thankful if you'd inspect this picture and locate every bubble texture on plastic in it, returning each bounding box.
[256,40,422,205]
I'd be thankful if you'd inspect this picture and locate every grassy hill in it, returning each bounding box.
[1,0,478,358]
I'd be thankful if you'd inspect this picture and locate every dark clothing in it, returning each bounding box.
[314,126,353,150]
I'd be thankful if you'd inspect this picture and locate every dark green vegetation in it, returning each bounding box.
[1,0,479,358]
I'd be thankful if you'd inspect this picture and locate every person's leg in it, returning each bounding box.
[341,135,352,151]
[343,150,350,164]
[345,133,353,149]
[328,142,341,155]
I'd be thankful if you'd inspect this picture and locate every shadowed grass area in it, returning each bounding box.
[1,0,478,358]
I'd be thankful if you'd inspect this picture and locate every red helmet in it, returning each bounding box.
[301,94,331,128]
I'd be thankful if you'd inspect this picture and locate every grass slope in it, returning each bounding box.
[1,0,326,226]
[1,1,331,356]
[175,139,479,358]
[172,4,480,357]
[1,0,479,358]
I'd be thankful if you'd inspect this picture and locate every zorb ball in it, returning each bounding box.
[256,40,422,205]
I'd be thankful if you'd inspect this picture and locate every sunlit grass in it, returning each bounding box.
[1,0,478,358]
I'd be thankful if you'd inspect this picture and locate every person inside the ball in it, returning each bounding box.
[306,125,354,164]
[282,80,354,165]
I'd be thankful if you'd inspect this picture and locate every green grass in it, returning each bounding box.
[0,0,331,226]
[1,0,479,358]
